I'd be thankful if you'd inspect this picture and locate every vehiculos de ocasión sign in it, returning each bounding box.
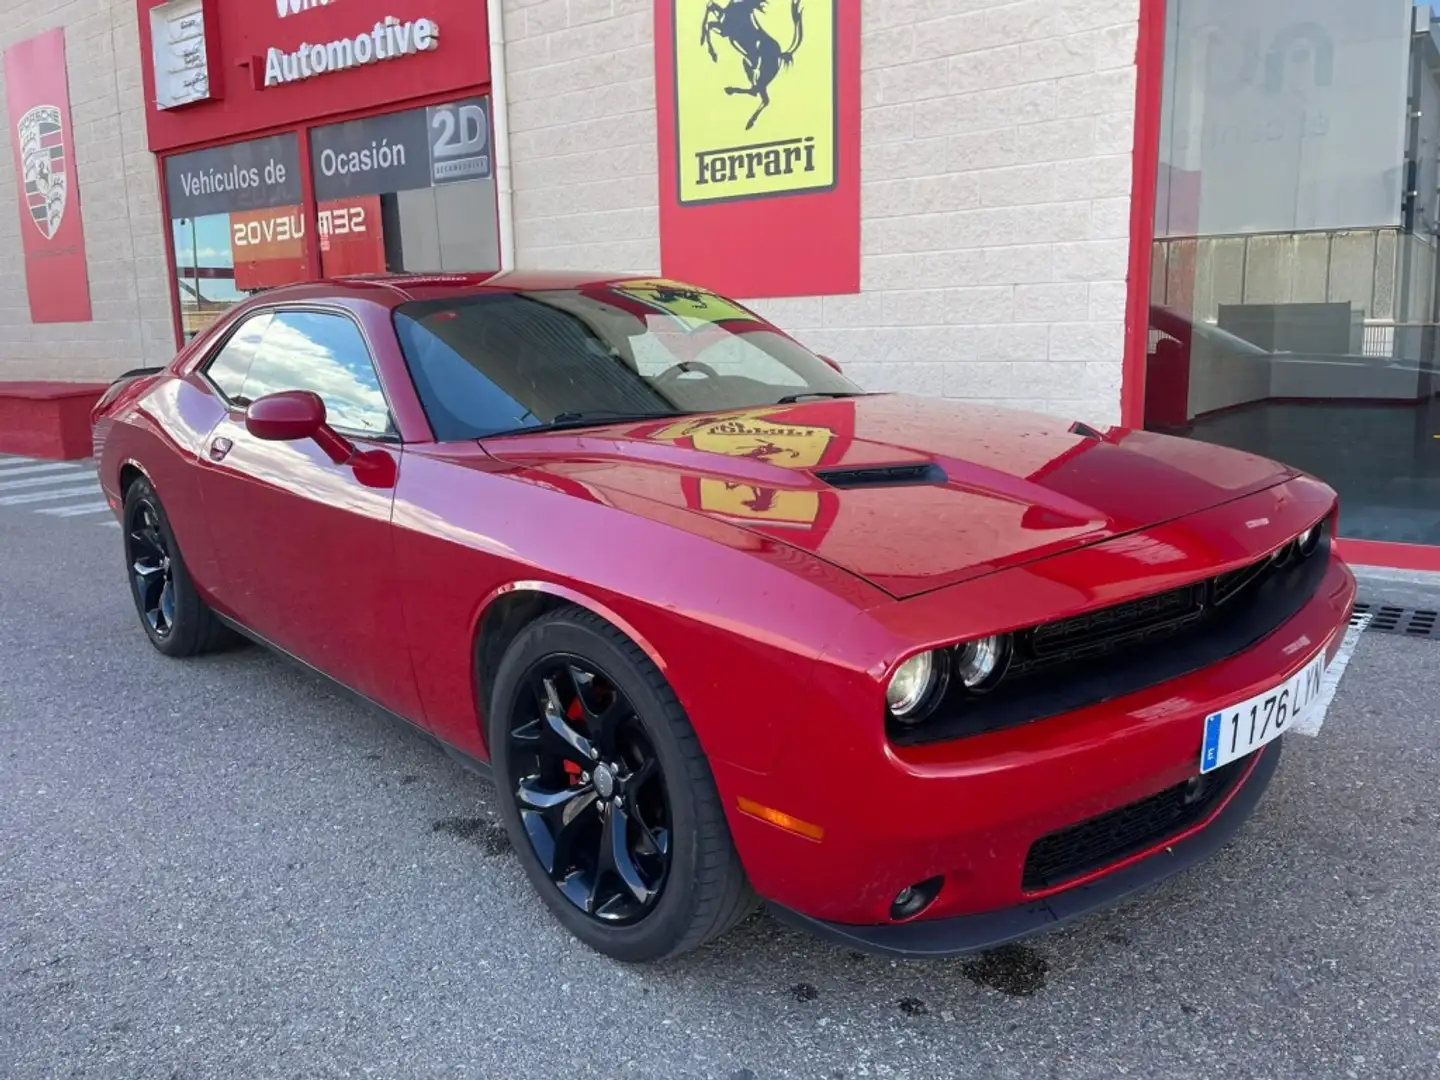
[654,0,859,299]
[4,28,92,323]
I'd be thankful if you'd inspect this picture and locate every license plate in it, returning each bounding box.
[1201,650,1326,773]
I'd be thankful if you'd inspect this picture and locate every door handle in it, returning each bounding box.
[209,437,233,461]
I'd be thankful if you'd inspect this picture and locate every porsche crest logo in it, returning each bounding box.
[651,408,835,468]
[17,104,67,240]
[611,278,759,328]
[675,0,836,206]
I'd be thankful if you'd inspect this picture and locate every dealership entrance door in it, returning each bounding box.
[1139,0,1440,560]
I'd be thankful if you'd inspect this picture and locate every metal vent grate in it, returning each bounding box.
[1352,602,1440,639]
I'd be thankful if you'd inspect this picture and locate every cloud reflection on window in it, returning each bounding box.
[241,311,392,436]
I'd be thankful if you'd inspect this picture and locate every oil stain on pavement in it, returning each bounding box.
[961,943,1050,996]
[431,816,512,856]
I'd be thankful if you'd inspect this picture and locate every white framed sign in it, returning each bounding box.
[150,0,212,109]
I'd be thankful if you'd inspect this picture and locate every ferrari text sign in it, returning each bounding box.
[655,0,859,298]
[676,0,835,205]
[4,28,92,323]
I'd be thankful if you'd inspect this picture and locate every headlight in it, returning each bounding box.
[1297,522,1322,556]
[886,651,944,721]
[955,634,1010,691]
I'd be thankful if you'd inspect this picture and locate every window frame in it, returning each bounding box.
[196,301,403,444]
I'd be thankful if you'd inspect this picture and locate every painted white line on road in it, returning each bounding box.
[101,520,122,529]
[1292,610,1373,738]
[0,472,98,492]
[0,462,83,479]
[0,483,102,506]
[37,501,112,517]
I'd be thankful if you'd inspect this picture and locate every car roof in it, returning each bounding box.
[245,270,664,309]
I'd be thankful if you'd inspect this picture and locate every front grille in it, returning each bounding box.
[1020,754,1253,892]
[1020,582,1206,671]
[888,519,1333,746]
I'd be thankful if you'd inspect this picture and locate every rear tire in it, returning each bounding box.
[487,606,757,962]
[122,477,233,658]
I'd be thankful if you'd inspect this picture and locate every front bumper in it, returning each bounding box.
[768,737,1281,958]
[719,542,1355,933]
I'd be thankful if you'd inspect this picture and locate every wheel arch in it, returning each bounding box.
[470,580,671,756]
[117,458,151,501]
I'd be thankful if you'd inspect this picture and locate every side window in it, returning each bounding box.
[241,310,393,437]
[201,312,272,403]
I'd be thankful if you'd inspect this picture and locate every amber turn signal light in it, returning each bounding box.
[736,797,824,842]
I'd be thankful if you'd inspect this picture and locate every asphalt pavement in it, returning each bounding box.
[1,453,1438,1080]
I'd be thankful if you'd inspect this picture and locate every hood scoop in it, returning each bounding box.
[813,463,948,489]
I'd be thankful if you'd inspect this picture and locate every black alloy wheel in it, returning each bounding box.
[119,477,233,658]
[507,656,672,923]
[126,496,175,639]
[488,607,757,962]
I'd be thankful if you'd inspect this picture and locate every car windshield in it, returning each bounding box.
[390,281,865,440]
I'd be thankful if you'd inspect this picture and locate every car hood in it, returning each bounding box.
[481,395,1297,599]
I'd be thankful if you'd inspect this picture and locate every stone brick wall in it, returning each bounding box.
[0,0,1143,422]
[502,0,1141,424]
[0,0,175,383]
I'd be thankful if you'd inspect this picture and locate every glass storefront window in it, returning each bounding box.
[162,96,499,344]
[309,96,500,277]
[1144,1,1440,545]
[164,133,310,342]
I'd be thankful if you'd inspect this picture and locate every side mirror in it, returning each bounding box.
[819,353,842,373]
[245,390,326,442]
[245,390,354,464]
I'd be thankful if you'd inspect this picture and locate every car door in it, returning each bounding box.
[193,305,424,722]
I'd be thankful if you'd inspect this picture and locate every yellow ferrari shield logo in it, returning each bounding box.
[612,278,759,328]
[697,479,821,526]
[650,408,836,468]
[675,0,837,205]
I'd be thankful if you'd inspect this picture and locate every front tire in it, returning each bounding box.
[122,477,232,658]
[488,607,757,962]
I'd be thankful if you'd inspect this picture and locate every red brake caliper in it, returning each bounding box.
[562,698,585,786]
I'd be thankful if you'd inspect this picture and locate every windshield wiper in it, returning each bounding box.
[773,391,869,405]
[482,409,689,438]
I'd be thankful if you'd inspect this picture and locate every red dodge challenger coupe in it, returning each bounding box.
[92,272,1356,963]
